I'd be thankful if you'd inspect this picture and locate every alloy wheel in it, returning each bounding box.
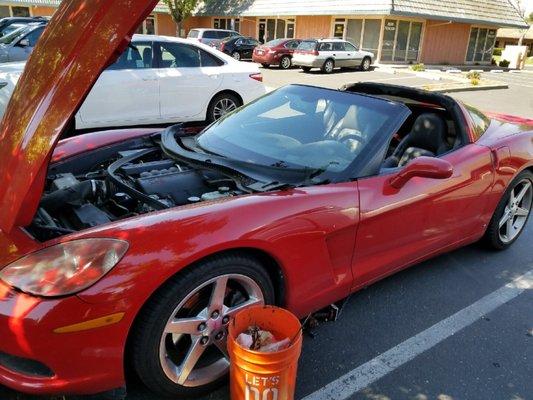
[498,179,532,243]
[232,52,241,60]
[324,60,334,73]
[159,274,264,387]
[280,56,291,69]
[212,98,238,120]
[362,58,371,71]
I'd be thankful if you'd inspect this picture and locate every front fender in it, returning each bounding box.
[72,183,360,318]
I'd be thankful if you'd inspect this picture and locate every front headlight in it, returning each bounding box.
[0,238,129,297]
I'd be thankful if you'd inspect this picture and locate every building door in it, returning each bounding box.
[381,19,423,62]
[258,22,265,43]
[466,28,496,63]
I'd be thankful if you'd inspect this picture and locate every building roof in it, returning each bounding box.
[497,27,533,39]
[1,0,169,13]
[194,0,529,28]
[2,0,528,28]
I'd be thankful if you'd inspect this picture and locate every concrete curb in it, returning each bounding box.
[427,83,509,93]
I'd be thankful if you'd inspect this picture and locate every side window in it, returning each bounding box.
[249,39,260,46]
[107,42,152,70]
[200,49,224,67]
[235,38,244,46]
[286,41,300,49]
[318,42,333,51]
[25,27,44,47]
[158,42,200,68]
[344,42,357,51]
[203,31,218,39]
[333,42,345,51]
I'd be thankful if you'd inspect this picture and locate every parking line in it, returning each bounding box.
[302,269,533,400]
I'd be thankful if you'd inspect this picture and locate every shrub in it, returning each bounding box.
[411,63,425,72]
[493,48,503,56]
[470,78,480,86]
[499,59,510,67]
[491,58,497,65]
[466,71,481,80]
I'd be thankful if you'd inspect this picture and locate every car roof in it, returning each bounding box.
[191,28,237,33]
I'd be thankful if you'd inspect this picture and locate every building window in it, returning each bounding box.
[0,5,31,17]
[381,19,423,62]
[344,19,381,54]
[214,18,240,32]
[466,27,496,63]
[12,6,30,17]
[258,18,295,43]
[136,15,156,35]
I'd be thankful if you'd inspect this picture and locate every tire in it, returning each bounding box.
[483,170,533,250]
[206,92,241,123]
[279,55,292,69]
[232,51,241,61]
[321,59,335,74]
[130,253,275,398]
[261,63,270,68]
[301,66,311,72]
[360,57,372,71]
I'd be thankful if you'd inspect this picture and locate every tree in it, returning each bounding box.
[162,0,201,37]
[511,0,531,45]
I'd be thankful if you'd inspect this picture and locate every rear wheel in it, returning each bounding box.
[207,93,241,123]
[279,55,292,69]
[131,254,275,398]
[484,170,532,250]
[321,59,334,74]
[232,51,241,61]
[360,57,372,71]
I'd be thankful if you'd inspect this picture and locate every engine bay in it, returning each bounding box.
[29,134,245,241]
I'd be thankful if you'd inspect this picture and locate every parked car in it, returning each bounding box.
[1,2,533,400]
[0,34,266,128]
[214,35,260,60]
[0,22,47,63]
[252,38,302,69]
[292,38,374,73]
[187,28,240,45]
[0,16,48,37]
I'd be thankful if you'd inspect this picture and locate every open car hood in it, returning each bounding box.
[0,0,159,232]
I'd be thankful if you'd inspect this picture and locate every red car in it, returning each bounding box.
[253,38,302,69]
[1,1,533,399]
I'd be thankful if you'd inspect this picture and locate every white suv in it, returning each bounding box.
[292,38,374,74]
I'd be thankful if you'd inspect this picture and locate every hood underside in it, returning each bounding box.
[0,0,159,232]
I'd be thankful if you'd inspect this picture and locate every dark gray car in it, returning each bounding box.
[0,22,47,63]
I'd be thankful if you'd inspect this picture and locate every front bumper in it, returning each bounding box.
[0,282,129,395]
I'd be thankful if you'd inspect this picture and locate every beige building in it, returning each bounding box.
[497,28,533,56]
[0,0,529,65]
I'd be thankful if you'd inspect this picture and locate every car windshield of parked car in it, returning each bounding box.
[187,29,199,38]
[0,23,25,37]
[297,41,317,51]
[0,25,27,44]
[196,85,409,174]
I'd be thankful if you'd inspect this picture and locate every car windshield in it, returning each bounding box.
[187,29,199,38]
[196,85,410,174]
[265,39,284,47]
[298,41,317,51]
[0,25,28,44]
[0,24,25,37]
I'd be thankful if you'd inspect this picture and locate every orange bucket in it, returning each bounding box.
[228,305,303,400]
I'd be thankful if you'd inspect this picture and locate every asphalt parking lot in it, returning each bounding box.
[261,67,533,119]
[1,67,532,400]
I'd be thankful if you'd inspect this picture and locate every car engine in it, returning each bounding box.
[29,138,244,241]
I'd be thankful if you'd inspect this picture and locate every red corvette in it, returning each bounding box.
[0,1,532,399]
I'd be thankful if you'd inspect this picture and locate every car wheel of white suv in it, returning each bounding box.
[361,57,372,71]
[322,59,334,74]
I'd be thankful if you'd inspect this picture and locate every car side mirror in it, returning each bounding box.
[18,38,30,47]
[389,156,453,189]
